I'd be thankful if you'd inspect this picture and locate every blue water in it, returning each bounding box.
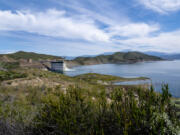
[65,60,180,97]
[114,80,152,86]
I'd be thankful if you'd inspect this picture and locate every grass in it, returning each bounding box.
[0,71,27,81]
[0,62,20,70]
[74,73,149,85]
[0,84,177,135]
[4,51,62,60]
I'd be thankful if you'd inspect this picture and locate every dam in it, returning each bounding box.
[51,61,64,73]
[50,60,71,73]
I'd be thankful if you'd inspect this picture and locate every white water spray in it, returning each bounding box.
[63,62,74,71]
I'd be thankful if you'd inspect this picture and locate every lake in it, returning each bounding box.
[65,60,180,97]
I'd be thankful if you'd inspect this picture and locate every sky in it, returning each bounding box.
[0,0,180,56]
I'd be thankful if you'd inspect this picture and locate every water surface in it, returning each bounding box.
[114,80,152,86]
[65,60,180,97]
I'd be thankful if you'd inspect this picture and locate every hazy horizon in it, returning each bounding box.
[0,50,179,57]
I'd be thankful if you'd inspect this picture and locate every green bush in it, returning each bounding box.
[0,71,27,81]
[0,62,20,70]
[34,87,96,135]
[33,85,179,135]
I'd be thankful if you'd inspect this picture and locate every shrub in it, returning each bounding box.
[33,85,179,135]
[0,62,20,70]
[34,86,96,135]
[0,71,27,81]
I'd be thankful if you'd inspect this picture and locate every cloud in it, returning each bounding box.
[107,23,160,38]
[52,0,130,25]
[0,9,109,42]
[0,50,15,54]
[138,0,180,14]
[52,0,160,38]
[0,8,160,43]
[117,29,180,53]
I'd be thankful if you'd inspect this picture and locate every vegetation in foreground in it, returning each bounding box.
[0,84,179,135]
[0,63,179,135]
[33,85,179,135]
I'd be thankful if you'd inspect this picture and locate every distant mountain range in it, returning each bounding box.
[64,52,115,60]
[162,54,180,60]
[144,51,180,60]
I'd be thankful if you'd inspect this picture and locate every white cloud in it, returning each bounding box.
[0,9,109,42]
[53,0,130,25]
[0,9,160,43]
[1,6,180,54]
[108,23,160,37]
[0,50,16,54]
[118,29,180,53]
[139,0,180,14]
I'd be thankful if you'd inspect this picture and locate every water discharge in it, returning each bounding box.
[63,63,74,71]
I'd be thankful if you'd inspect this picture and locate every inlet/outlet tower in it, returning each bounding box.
[51,61,64,73]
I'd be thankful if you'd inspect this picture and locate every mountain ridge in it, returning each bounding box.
[144,51,180,60]
[0,51,63,61]
[66,51,163,67]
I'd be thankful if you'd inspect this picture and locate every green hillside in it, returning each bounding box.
[68,51,163,66]
[0,51,62,61]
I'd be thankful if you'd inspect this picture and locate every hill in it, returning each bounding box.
[0,51,163,69]
[0,51,63,69]
[0,51,62,61]
[67,51,163,67]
